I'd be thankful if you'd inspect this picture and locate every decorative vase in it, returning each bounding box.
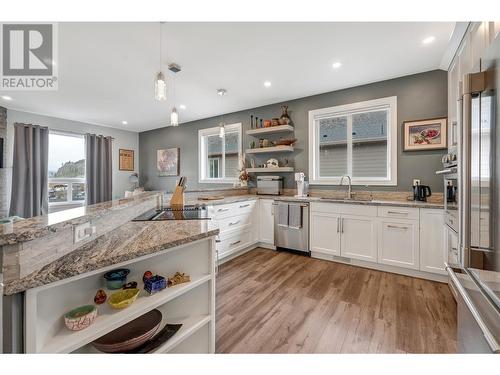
[240,179,248,187]
[280,105,291,125]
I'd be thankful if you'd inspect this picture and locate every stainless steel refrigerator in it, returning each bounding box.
[447,30,500,353]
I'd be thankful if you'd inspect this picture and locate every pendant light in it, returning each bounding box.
[154,22,167,101]
[169,63,181,127]
[217,89,227,138]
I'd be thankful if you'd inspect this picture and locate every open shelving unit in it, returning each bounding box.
[245,124,294,136]
[246,167,294,173]
[245,145,294,154]
[25,238,216,354]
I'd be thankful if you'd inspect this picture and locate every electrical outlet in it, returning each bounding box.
[73,222,96,244]
[413,179,421,186]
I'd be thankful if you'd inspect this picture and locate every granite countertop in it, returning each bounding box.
[0,192,160,246]
[190,194,444,209]
[3,219,218,295]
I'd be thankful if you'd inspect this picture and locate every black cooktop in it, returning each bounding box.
[133,205,209,221]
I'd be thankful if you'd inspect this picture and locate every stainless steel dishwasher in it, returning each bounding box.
[273,201,310,254]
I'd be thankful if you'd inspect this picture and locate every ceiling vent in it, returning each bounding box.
[168,63,181,73]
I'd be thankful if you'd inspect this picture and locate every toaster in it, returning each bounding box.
[256,176,283,195]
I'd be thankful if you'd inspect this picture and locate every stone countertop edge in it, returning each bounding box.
[2,221,219,296]
[0,191,161,246]
[190,194,444,209]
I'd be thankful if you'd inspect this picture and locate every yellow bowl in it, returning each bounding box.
[108,288,140,309]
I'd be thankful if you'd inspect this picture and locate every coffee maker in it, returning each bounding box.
[295,172,309,197]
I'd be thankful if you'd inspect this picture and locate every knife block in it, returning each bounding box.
[169,186,185,208]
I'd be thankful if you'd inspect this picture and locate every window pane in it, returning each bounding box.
[352,110,388,178]
[48,134,85,178]
[72,183,86,201]
[206,135,222,179]
[225,131,239,178]
[49,183,68,203]
[319,116,347,177]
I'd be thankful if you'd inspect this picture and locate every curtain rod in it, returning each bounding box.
[49,128,115,140]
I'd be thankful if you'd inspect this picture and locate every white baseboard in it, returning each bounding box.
[311,251,448,283]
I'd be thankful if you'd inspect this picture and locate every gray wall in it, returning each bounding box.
[139,70,447,193]
[5,110,139,204]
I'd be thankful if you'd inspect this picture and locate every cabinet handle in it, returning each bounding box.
[341,218,344,233]
[387,211,408,215]
[387,225,409,230]
[218,208,229,212]
[239,204,250,208]
[336,217,340,233]
[228,220,240,226]
[230,240,241,246]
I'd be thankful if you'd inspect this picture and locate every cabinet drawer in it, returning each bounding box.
[217,212,253,234]
[217,230,252,257]
[311,202,377,217]
[210,200,256,219]
[378,218,419,270]
[377,206,419,220]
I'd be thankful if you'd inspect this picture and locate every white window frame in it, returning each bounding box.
[308,96,398,186]
[48,130,86,207]
[198,123,242,184]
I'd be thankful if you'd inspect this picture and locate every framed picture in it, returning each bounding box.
[403,118,447,151]
[119,149,134,171]
[157,148,180,176]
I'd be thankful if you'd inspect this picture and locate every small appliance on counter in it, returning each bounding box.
[294,172,309,197]
[256,176,283,195]
[413,184,432,202]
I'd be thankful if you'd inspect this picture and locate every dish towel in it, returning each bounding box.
[277,202,289,227]
[288,204,303,229]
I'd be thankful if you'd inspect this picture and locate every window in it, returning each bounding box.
[48,131,86,206]
[198,123,242,183]
[309,96,397,185]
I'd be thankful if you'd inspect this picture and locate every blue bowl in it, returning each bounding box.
[103,269,130,290]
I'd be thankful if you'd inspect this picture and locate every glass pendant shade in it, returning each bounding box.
[170,106,179,126]
[155,72,167,101]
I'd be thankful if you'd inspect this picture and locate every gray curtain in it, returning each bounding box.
[9,123,49,218]
[85,133,112,205]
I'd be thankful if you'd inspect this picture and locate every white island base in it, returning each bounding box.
[24,237,216,354]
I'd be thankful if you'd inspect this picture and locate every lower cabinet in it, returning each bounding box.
[310,212,341,256]
[378,218,420,270]
[259,199,275,245]
[341,215,377,263]
[420,209,447,275]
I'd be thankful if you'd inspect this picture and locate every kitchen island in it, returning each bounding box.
[1,193,218,354]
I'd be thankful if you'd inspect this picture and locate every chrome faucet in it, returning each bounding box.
[339,175,353,199]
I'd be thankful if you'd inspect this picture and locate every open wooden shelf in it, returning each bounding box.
[246,167,294,173]
[40,274,212,353]
[245,145,294,154]
[246,125,294,135]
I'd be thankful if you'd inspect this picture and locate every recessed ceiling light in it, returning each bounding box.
[180,104,186,110]
[121,120,128,125]
[332,62,342,69]
[422,36,436,45]
[264,81,272,88]
[1,95,12,101]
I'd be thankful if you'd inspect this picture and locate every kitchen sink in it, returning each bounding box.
[320,197,373,202]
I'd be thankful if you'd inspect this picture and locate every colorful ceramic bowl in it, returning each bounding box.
[103,268,130,290]
[108,288,140,309]
[64,305,98,331]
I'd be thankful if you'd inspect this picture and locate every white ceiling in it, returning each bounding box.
[1,22,456,132]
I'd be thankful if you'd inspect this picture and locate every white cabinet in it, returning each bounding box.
[310,212,341,256]
[420,209,446,275]
[259,199,275,245]
[341,215,377,263]
[378,218,419,270]
[310,203,377,263]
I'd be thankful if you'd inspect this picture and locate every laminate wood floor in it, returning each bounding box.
[216,248,457,353]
